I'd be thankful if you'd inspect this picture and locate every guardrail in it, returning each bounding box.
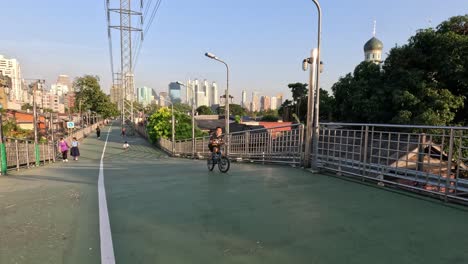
[167,124,304,165]
[139,120,468,204]
[0,122,103,174]
[317,123,468,204]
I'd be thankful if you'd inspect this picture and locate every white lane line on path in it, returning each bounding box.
[99,125,116,264]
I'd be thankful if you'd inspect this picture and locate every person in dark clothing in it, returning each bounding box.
[208,127,224,154]
[96,126,101,139]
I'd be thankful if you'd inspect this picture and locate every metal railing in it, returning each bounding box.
[140,120,468,204]
[317,123,468,204]
[168,124,304,165]
[0,122,103,173]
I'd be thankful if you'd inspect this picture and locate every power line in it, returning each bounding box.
[133,0,163,70]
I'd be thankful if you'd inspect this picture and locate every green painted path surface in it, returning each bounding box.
[1,123,468,263]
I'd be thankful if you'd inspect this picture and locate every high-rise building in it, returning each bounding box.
[110,84,121,105]
[271,96,278,110]
[241,90,247,109]
[56,75,73,91]
[261,96,271,111]
[211,82,218,106]
[159,92,168,107]
[203,79,210,106]
[168,82,182,103]
[276,93,283,107]
[65,92,76,111]
[0,54,23,102]
[137,86,152,106]
[251,92,260,112]
[50,83,69,97]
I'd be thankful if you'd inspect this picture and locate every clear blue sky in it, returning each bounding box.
[0,0,466,103]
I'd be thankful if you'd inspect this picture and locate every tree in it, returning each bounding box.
[288,83,308,121]
[330,15,467,126]
[21,103,33,111]
[261,115,279,122]
[147,107,206,142]
[216,104,247,117]
[196,105,213,115]
[173,103,191,113]
[332,62,388,123]
[319,88,335,121]
[74,75,119,118]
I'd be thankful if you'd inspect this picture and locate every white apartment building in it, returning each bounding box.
[0,54,23,102]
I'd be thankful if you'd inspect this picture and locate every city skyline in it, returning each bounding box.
[1,1,465,106]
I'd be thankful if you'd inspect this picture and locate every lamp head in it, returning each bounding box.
[205,52,217,59]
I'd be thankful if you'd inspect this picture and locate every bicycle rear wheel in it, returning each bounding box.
[218,156,230,173]
[207,157,215,171]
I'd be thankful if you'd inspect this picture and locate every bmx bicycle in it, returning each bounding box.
[207,148,230,173]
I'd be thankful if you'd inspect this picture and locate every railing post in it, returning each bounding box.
[445,128,455,201]
[417,133,427,172]
[15,140,20,171]
[42,143,46,164]
[299,124,305,167]
[362,126,369,179]
[26,140,30,168]
[245,131,250,160]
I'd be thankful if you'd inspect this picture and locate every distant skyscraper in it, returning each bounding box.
[261,96,271,111]
[0,54,23,102]
[159,92,168,106]
[50,83,69,97]
[56,75,72,91]
[203,79,210,106]
[276,93,283,107]
[251,92,260,112]
[194,79,208,107]
[110,84,120,104]
[168,82,182,103]
[211,82,219,106]
[271,96,278,110]
[137,86,152,106]
[241,90,247,108]
[185,79,193,105]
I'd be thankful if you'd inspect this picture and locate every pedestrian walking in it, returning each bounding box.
[121,127,126,137]
[96,126,101,139]
[58,137,69,162]
[70,137,80,161]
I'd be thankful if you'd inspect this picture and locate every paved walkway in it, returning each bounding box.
[1,123,468,264]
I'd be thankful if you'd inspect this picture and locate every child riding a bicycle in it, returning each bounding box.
[208,127,224,155]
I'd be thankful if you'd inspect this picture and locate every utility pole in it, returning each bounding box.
[108,0,143,125]
[32,80,44,166]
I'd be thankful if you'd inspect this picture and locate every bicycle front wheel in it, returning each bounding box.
[207,157,215,171]
[218,156,230,173]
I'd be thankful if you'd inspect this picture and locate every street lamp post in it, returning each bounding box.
[160,96,175,155]
[32,80,45,166]
[205,52,230,155]
[303,0,322,169]
[0,103,6,175]
[176,81,196,158]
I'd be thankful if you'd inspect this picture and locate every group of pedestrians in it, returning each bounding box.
[57,137,80,162]
[58,123,131,162]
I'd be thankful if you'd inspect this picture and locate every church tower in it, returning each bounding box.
[364,21,383,64]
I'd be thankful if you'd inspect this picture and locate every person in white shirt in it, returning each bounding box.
[123,141,130,150]
[70,137,80,161]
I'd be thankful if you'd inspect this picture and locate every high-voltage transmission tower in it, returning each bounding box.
[106,0,143,124]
